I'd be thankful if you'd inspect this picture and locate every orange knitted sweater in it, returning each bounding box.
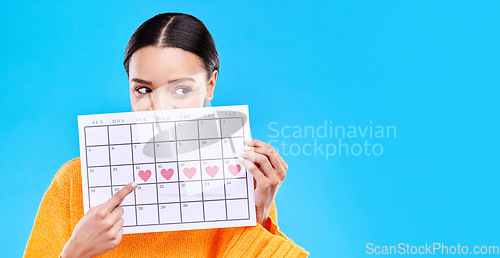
[23,157,309,257]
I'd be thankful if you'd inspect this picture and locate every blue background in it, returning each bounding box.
[1,1,499,257]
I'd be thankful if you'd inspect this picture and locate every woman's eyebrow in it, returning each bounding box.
[168,77,195,84]
[131,78,152,85]
[130,77,195,85]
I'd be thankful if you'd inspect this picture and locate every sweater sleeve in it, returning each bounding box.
[23,160,74,257]
[220,223,309,257]
[220,202,309,257]
[264,201,290,239]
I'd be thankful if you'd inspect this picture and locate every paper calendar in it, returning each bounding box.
[78,105,256,234]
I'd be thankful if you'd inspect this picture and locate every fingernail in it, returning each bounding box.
[239,151,245,157]
[245,139,252,144]
[131,181,138,188]
[238,156,244,161]
[242,145,251,151]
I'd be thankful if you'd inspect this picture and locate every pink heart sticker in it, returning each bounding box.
[161,168,174,181]
[183,167,196,179]
[138,169,151,182]
[205,165,219,178]
[228,164,241,176]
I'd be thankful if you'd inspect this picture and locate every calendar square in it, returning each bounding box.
[158,182,180,203]
[225,178,248,199]
[159,203,181,224]
[176,121,198,140]
[224,159,246,178]
[198,119,221,138]
[156,163,178,182]
[89,187,111,207]
[109,125,131,144]
[201,160,223,180]
[155,142,177,162]
[180,181,202,202]
[179,161,201,181]
[181,202,204,222]
[85,126,108,146]
[200,139,222,159]
[221,118,243,137]
[202,180,225,200]
[177,140,200,161]
[86,146,109,166]
[111,165,134,186]
[136,205,159,225]
[226,199,249,220]
[134,164,156,184]
[110,144,132,165]
[153,122,176,141]
[132,123,153,143]
[204,200,226,221]
[132,143,155,163]
[88,167,111,187]
[135,184,158,204]
[222,137,244,158]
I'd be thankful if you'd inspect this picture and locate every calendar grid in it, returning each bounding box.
[219,119,229,220]
[110,197,248,206]
[83,113,252,230]
[174,122,183,223]
[152,123,160,225]
[84,136,245,146]
[85,157,249,168]
[107,126,112,198]
[196,120,206,222]
[242,118,250,219]
[84,127,91,213]
[129,124,138,226]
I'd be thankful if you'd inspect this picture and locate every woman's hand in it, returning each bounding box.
[61,182,138,258]
[238,138,287,228]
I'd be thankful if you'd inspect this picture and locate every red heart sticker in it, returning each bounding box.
[183,167,196,179]
[138,169,151,182]
[205,165,219,178]
[161,168,174,181]
[228,164,241,176]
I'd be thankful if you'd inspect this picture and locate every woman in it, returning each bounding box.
[24,12,309,257]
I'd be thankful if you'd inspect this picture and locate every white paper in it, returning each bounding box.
[78,105,256,234]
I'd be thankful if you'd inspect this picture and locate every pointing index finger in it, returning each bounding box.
[103,181,137,213]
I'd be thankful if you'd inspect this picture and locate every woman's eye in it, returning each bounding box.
[135,87,152,94]
[173,87,192,96]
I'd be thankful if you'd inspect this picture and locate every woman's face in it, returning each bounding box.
[128,46,217,111]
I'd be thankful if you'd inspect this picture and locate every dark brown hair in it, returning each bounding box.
[123,13,219,80]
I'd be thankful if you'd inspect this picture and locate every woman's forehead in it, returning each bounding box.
[129,46,205,84]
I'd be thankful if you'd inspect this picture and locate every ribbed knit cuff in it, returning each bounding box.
[224,223,309,257]
[265,214,290,239]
